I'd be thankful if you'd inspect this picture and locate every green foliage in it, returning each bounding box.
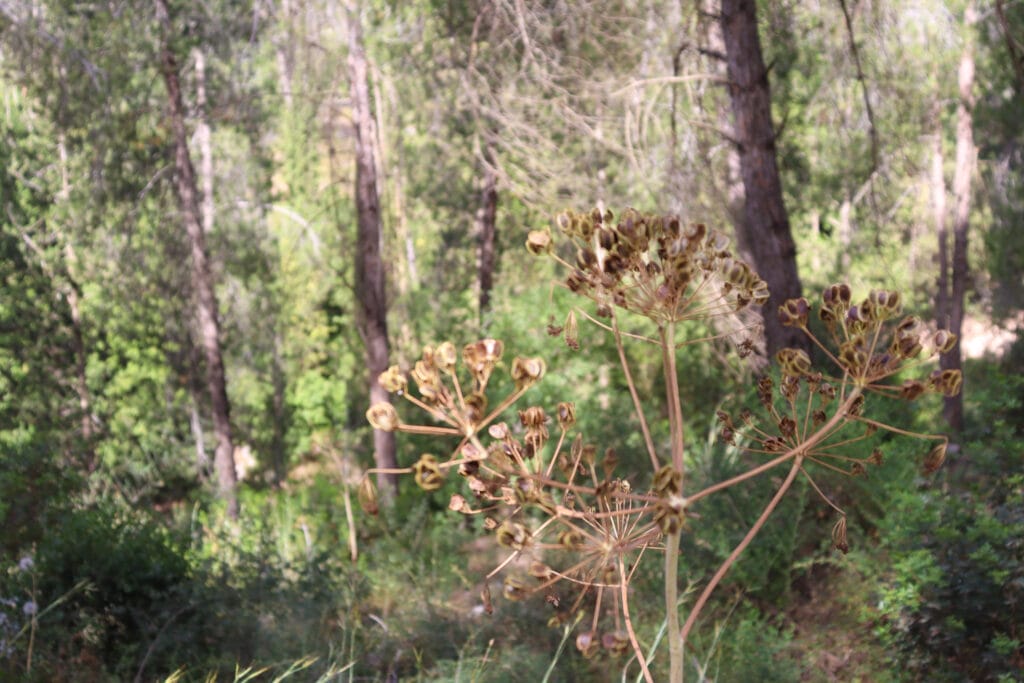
[873,365,1024,681]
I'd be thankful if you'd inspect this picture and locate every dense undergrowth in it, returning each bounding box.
[2,343,1022,682]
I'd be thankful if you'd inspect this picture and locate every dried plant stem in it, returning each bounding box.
[613,315,660,470]
[680,455,804,647]
[666,531,683,683]
[687,451,794,506]
[619,555,655,683]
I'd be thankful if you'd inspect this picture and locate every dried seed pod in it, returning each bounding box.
[654,499,684,535]
[503,576,528,601]
[358,477,379,516]
[519,406,548,429]
[378,365,407,393]
[653,465,682,496]
[558,529,585,550]
[556,402,576,430]
[366,403,400,431]
[564,310,579,350]
[481,583,493,615]
[778,416,797,439]
[576,631,600,658]
[602,630,631,657]
[923,441,948,474]
[526,229,553,255]
[779,297,810,328]
[496,520,530,550]
[832,516,849,554]
[449,493,469,513]
[776,347,812,377]
[511,356,546,389]
[464,392,488,425]
[412,454,444,491]
[529,562,556,581]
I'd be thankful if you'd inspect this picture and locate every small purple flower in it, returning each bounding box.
[17,556,33,572]
[22,601,37,617]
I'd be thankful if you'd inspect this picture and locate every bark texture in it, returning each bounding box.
[347,5,398,497]
[155,0,238,518]
[941,2,977,433]
[720,0,807,356]
[476,144,498,318]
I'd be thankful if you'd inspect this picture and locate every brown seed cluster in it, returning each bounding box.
[527,208,768,323]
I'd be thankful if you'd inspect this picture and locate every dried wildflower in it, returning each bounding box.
[366,403,399,431]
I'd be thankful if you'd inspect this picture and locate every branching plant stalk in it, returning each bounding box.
[614,315,660,470]
[680,454,804,648]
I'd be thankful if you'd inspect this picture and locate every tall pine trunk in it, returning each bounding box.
[155,0,238,518]
[942,2,977,433]
[347,4,398,498]
[720,0,807,356]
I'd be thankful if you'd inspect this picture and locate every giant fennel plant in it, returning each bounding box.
[363,208,960,682]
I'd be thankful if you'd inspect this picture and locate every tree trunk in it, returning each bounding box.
[193,47,214,238]
[347,4,398,499]
[476,143,498,320]
[942,2,977,433]
[155,0,238,518]
[719,0,807,356]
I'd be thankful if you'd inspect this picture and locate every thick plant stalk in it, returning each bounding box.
[661,323,685,683]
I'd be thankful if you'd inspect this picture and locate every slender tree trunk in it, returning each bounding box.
[155,0,238,518]
[476,143,498,320]
[193,47,214,238]
[932,108,950,333]
[943,2,977,433]
[719,0,807,356]
[347,4,398,498]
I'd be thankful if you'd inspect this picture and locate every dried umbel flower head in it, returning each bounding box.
[538,208,768,323]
